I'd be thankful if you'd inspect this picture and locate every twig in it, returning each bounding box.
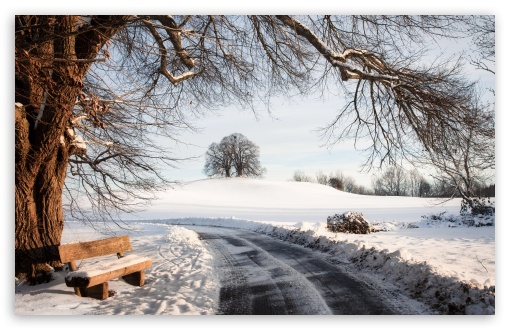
[476,255,489,273]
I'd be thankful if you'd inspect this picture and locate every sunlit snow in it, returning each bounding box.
[15,178,495,316]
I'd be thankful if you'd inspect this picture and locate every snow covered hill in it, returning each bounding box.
[135,177,463,223]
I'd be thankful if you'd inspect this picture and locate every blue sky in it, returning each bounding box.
[164,65,495,189]
[4,5,501,192]
[152,23,496,189]
[166,94,380,187]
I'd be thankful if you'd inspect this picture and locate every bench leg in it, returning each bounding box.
[74,282,109,300]
[123,271,145,286]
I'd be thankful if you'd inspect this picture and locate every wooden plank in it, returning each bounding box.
[123,271,145,286]
[58,235,132,262]
[69,260,77,271]
[64,258,152,288]
[78,283,109,300]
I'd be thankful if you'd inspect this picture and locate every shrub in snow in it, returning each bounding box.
[461,197,495,217]
[326,211,371,234]
[421,211,494,227]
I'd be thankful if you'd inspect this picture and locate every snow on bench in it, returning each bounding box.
[58,235,152,300]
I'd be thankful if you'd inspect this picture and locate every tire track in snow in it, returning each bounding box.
[194,226,422,314]
[198,231,251,314]
[196,228,332,315]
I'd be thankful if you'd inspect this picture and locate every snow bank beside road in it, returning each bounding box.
[260,223,495,315]
[146,217,495,315]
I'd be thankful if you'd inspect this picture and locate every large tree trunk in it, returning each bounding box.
[14,15,130,282]
[15,104,70,280]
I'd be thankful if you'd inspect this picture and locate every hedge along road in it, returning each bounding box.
[190,226,425,315]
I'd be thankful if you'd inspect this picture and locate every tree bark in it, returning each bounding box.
[14,15,130,281]
[15,104,69,278]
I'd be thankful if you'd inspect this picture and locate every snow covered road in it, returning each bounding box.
[16,217,495,315]
[192,226,425,315]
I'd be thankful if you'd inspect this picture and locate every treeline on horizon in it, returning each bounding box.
[291,167,495,198]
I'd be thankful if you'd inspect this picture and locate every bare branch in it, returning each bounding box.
[142,20,198,85]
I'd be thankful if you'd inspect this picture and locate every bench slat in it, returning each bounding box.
[64,255,152,288]
[59,235,132,262]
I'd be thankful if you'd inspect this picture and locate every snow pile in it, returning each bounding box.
[15,222,219,315]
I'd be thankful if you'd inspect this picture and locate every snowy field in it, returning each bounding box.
[133,178,464,223]
[14,178,501,325]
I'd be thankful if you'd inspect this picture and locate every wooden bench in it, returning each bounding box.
[58,235,152,300]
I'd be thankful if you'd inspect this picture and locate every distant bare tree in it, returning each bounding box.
[408,169,423,197]
[204,133,264,178]
[342,176,357,193]
[315,171,329,185]
[325,170,370,194]
[431,179,458,198]
[203,142,233,177]
[353,185,373,196]
[328,171,345,190]
[230,134,265,177]
[418,178,432,198]
[292,170,314,183]
[372,166,408,196]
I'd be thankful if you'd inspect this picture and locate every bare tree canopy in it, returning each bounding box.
[15,15,494,281]
[419,91,495,206]
[372,166,409,196]
[204,133,265,178]
[465,15,495,74]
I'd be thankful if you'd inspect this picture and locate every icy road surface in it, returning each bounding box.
[191,226,426,315]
